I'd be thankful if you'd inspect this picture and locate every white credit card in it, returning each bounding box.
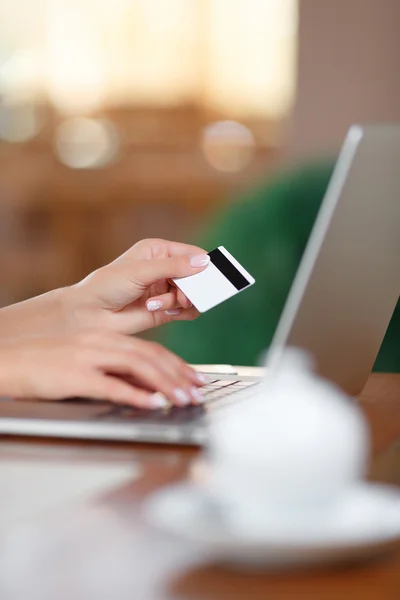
[173,246,255,313]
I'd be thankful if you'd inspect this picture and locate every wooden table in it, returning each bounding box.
[0,372,399,599]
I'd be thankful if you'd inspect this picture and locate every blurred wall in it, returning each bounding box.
[289,0,400,158]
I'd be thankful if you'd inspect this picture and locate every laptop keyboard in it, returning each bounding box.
[99,379,260,424]
[200,379,259,402]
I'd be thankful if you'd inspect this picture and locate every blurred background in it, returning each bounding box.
[0,0,399,368]
[0,0,296,304]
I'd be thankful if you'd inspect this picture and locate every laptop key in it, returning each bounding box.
[96,380,260,423]
[99,404,206,424]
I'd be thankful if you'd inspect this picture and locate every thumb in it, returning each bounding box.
[131,253,210,287]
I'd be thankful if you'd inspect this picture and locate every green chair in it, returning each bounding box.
[161,160,399,372]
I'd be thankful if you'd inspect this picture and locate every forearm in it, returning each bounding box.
[0,288,70,339]
[0,350,18,396]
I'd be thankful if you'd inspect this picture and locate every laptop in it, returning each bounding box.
[1,124,399,445]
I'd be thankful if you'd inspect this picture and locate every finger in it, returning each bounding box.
[162,240,208,258]
[76,372,170,409]
[130,341,207,404]
[176,288,192,309]
[165,280,194,311]
[110,335,205,392]
[164,306,200,323]
[74,335,207,404]
[127,253,210,289]
[127,351,203,406]
[139,239,208,260]
[146,291,179,313]
[87,346,194,407]
[146,289,192,313]
[141,305,200,330]
[116,342,206,406]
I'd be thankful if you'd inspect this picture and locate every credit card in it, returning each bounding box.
[173,246,255,313]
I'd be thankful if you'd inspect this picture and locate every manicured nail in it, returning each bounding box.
[173,388,191,406]
[149,392,169,409]
[166,309,180,316]
[195,372,210,385]
[147,300,164,312]
[191,387,206,404]
[190,254,210,268]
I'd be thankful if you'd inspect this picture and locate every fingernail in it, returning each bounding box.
[191,387,206,404]
[173,388,191,406]
[149,392,169,409]
[190,254,210,268]
[165,309,180,316]
[195,372,210,385]
[147,300,164,312]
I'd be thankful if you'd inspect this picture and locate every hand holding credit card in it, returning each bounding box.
[173,246,255,313]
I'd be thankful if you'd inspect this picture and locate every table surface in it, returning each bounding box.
[0,371,399,600]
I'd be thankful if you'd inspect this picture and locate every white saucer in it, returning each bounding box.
[145,482,400,568]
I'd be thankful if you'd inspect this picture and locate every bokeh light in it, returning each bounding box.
[0,102,42,143]
[54,117,119,169]
[201,120,255,172]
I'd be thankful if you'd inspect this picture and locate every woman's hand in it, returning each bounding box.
[65,238,210,335]
[0,332,207,408]
[0,239,209,340]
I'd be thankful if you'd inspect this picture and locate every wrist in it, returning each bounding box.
[61,282,101,333]
[31,287,74,336]
[0,287,70,339]
[0,345,19,396]
[49,287,75,334]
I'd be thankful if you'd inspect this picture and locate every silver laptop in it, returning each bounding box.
[1,124,399,444]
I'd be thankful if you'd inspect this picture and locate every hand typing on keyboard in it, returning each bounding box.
[0,331,208,409]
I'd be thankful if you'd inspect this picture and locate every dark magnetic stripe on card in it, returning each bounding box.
[208,248,250,291]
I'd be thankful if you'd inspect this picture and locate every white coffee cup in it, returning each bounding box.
[196,349,370,535]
